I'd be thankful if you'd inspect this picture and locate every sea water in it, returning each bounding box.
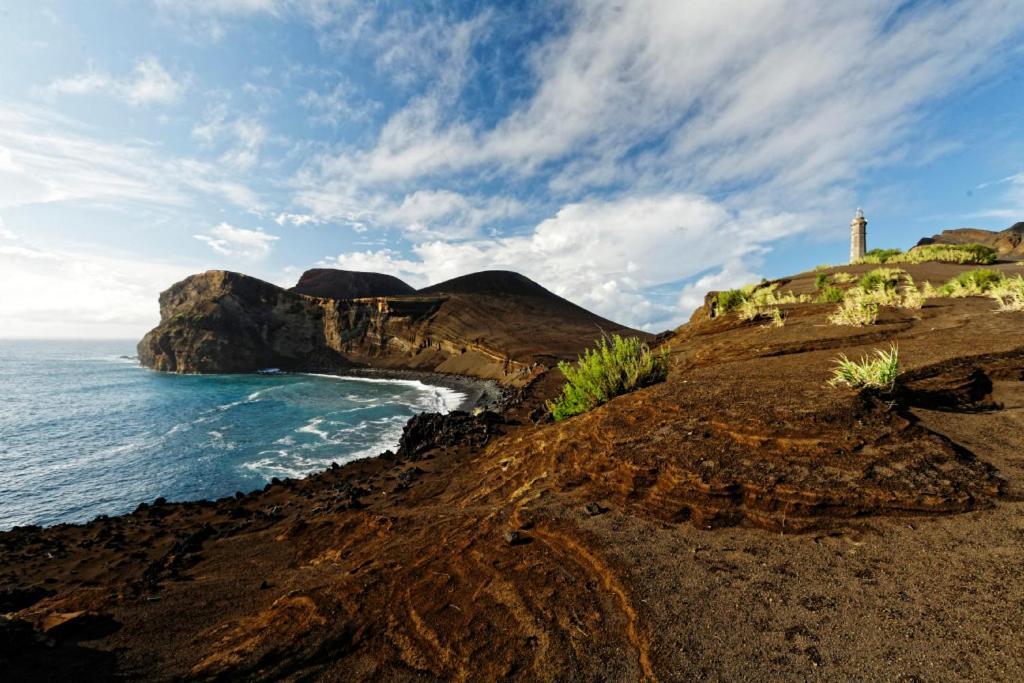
[0,339,465,530]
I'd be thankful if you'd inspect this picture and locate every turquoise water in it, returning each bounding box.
[0,340,464,530]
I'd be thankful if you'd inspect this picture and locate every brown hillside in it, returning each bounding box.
[291,268,416,299]
[916,221,1024,258]
[4,259,1024,680]
[137,269,641,383]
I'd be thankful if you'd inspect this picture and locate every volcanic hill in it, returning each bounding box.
[290,268,417,299]
[916,220,1024,259]
[3,258,1024,680]
[137,268,641,382]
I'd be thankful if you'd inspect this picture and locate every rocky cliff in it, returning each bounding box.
[138,268,641,383]
[916,221,1024,258]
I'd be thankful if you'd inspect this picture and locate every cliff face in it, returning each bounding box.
[138,269,641,383]
[916,221,1024,258]
[137,271,344,374]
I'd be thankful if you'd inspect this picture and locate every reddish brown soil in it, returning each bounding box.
[3,262,1024,681]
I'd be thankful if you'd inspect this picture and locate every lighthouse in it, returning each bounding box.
[850,208,867,263]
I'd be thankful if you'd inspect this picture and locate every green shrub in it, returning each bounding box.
[857,243,996,265]
[828,291,879,326]
[815,272,830,290]
[858,268,904,293]
[857,248,904,264]
[829,344,900,391]
[816,285,845,303]
[903,243,997,265]
[989,275,1024,311]
[938,269,1005,297]
[547,335,669,421]
[714,287,752,315]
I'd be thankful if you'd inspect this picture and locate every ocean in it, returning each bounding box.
[0,339,465,530]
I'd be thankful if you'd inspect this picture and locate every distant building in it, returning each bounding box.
[850,208,867,263]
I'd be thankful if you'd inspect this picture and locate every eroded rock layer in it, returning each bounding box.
[138,269,641,383]
[5,260,1024,680]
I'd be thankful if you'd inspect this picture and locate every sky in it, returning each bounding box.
[2,1,1024,338]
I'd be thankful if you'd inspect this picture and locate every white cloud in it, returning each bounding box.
[194,222,278,258]
[323,194,802,330]
[46,57,187,106]
[304,1,1024,207]
[0,216,15,241]
[300,81,380,127]
[0,105,261,211]
[192,106,267,171]
[155,0,281,14]
[0,242,197,338]
[275,212,322,226]
[971,172,1024,221]
[295,1,1024,328]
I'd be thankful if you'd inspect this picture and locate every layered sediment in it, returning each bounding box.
[138,269,640,383]
[5,260,1024,680]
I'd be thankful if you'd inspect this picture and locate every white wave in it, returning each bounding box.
[303,373,466,414]
[165,422,190,436]
[296,417,330,441]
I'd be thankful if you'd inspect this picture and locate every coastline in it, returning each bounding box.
[311,367,504,413]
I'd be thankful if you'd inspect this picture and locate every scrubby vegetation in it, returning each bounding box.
[858,267,904,293]
[815,272,830,290]
[857,248,904,264]
[715,283,808,323]
[828,291,879,326]
[989,275,1024,311]
[829,344,900,391]
[547,335,669,421]
[766,307,785,328]
[816,285,845,304]
[855,243,996,266]
[938,269,1005,297]
[832,272,857,284]
[714,286,753,315]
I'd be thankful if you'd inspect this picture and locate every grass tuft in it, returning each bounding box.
[938,269,1005,297]
[989,275,1024,312]
[856,248,904,264]
[858,268,904,293]
[816,285,845,304]
[856,243,996,266]
[828,290,879,326]
[547,335,669,421]
[828,344,900,391]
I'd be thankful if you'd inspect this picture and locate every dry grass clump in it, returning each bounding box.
[828,344,899,391]
[989,276,1024,312]
[765,307,785,328]
[816,285,845,304]
[828,290,880,326]
[858,267,905,293]
[832,272,857,284]
[716,283,807,323]
[548,335,669,421]
[938,269,1005,297]
[855,243,996,266]
[856,248,904,265]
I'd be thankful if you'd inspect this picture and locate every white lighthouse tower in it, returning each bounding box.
[850,208,867,263]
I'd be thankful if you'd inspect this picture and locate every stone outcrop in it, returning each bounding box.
[916,221,1024,258]
[138,268,641,383]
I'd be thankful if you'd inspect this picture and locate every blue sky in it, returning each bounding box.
[2,0,1024,337]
